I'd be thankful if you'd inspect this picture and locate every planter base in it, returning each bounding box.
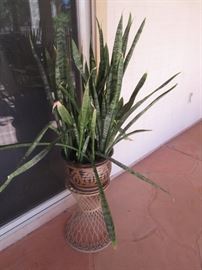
[65,184,111,253]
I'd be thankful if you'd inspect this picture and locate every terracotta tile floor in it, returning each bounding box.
[0,121,202,270]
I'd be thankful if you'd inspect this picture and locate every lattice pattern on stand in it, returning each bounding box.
[65,192,111,252]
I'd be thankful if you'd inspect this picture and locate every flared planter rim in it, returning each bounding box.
[63,157,110,168]
[64,157,112,194]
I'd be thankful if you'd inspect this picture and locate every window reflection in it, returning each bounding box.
[0,32,49,144]
[0,83,17,145]
[0,0,31,33]
[0,0,73,145]
[0,0,77,226]
[29,0,40,29]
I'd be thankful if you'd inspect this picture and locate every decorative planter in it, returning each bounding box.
[64,159,112,252]
[64,159,112,192]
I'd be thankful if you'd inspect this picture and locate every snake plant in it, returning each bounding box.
[0,14,179,246]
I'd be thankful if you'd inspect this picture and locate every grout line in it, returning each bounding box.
[196,231,202,270]
[165,144,202,162]
[147,188,200,262]
[112,119,202,180]
[89,253,96,270]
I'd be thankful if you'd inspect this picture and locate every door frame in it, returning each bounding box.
[0,0,93,251]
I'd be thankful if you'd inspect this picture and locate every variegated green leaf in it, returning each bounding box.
[78,83,91,160]
[91,108,97,159]
[111,73,180,141]
[120,73,147,116]
[115,129,151,145]
[106,16,123,105]
[122,84,178,135]
[59,84,79,113]
[72,40,87,81]
[20,122,53,164]
[89,43,97,84]
[0,141,57,193]
[110,156,169,193]
[122,13,132,57]
[97,153,169,194]
[92,163,116,246]
[124,18,146,73]
[54,101,72,125]
[101,55,124,152]
[80,135,90,162]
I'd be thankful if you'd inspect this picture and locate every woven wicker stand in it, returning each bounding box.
[65,182,111,253]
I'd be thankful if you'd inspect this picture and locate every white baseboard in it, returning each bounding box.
[0,190,75,251]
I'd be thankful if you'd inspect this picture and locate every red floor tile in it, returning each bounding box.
[166,121,202,161]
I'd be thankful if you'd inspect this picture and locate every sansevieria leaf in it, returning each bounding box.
[101,56,124,152]
[53,101,72,126]
[113,73,180,141]
[108,129,151,151]
[109,156,169,194]
[121,84,178,135]
[78,82,91,160]
[124,18,146,73]
[122,13,132,57]
[92,163,116,247]
[0,140,57,193]
[91,108,97,159]
[106,16,123,104]
[120,72,147,116]
[97,153,169,194]
[19,122,53,164]
[72,40,87,82]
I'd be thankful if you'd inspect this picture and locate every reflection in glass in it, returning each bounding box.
[0,0,77,226]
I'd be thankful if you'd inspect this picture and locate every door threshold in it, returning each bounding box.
[0,190,75,251]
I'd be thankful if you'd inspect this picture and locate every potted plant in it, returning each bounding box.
[0,14,179,250]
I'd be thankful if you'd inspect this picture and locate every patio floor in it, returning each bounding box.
[0,121,201,270]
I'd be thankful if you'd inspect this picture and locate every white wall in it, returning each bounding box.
[103,0,201,175]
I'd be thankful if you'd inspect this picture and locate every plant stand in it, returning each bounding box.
[65,183,111,253]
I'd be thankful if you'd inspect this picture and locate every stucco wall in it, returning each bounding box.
[96,0,201,175]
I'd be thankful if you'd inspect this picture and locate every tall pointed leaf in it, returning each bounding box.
[96,20,105,89]
[0,141,57,193]
[29,36,54,106]
[98,154,169,194]
[100,55,124,152]
[96,19,105,85]
[55,26,67,84]
[54,101,72,125]
[72,40,87,81]
[80,135,90,162]
[78,83,91,160]
[124,18,146,73]
[91,108,97,159]
[92,163,116,246]
[96,45,109,95]
[121,84,177,135]
[120,72,147,116]
[20,122,53,164]
[122,13,132,57]
[106,16,123,104]
[108,129,151,151]
[0,141,79,153]
[96,19,104,58]
[59,84,79,113]
[111,73,180,141]
[89,43,97,84]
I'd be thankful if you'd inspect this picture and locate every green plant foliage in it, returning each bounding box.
[0,14,180,245]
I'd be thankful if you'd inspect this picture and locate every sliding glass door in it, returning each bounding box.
[0,0,79,226]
